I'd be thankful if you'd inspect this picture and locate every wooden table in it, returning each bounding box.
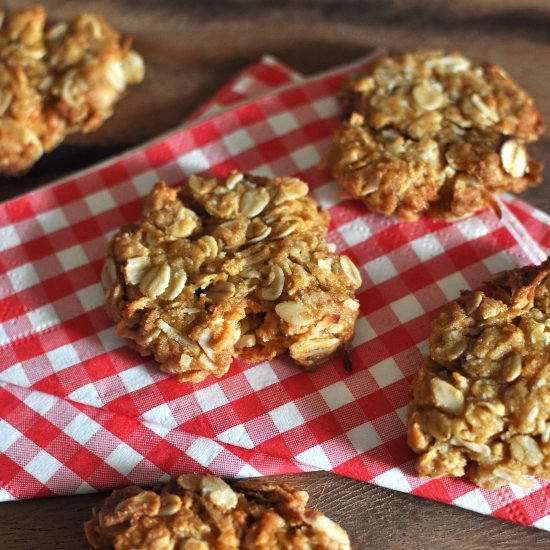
[1,1,549,548]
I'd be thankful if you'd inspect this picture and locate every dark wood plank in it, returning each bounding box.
[0,1,549,548]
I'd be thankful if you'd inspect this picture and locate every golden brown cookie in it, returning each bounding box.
[102,173,361,382]
[322,50,544,221]
[0,6,144,176]
[84,474,351,550]
[407,258,550,489]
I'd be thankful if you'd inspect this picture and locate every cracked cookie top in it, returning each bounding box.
[102,173,361,382]
[408,258,550,489]
[322,50,544,221]
[84,474,351,550]
[0,6,144,175]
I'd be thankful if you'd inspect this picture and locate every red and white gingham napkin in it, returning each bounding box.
[1,51,549,532]
[188,54,303,122]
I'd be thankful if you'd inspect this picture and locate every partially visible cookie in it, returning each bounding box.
[322,50,544,221]
[407,258,550,489]
[102,173,361,382]
[84,474,351,550]
[0,6,145,176]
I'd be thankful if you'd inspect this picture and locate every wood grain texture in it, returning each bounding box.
[0,1,549,548]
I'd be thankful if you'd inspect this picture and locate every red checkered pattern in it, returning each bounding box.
[188,55,303,122]
[1,52,549,531]
[500,194,550,257]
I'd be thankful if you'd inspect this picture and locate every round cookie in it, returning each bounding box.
[322,50,544,221]
[102,173,361,382]
[407,258,550,489]
[84,474,351,549]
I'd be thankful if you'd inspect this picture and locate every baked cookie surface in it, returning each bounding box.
[84,475,351,550]
[323,50,544,221]
[0,6,144,176]
[407,259,550,489]
[102,173,361,382]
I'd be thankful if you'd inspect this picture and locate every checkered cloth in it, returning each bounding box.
[1,51,549,532]
[188,54,303,122]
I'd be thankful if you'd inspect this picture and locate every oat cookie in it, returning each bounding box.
[102,173,361,382]
[0,6,144,176]
[84,475,351,550]
[322,50,544,221]
[407,259,550,489]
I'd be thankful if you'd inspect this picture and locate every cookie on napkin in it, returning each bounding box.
[408,258,550,489]
[102,173,361,382]
[322,50,544,221]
